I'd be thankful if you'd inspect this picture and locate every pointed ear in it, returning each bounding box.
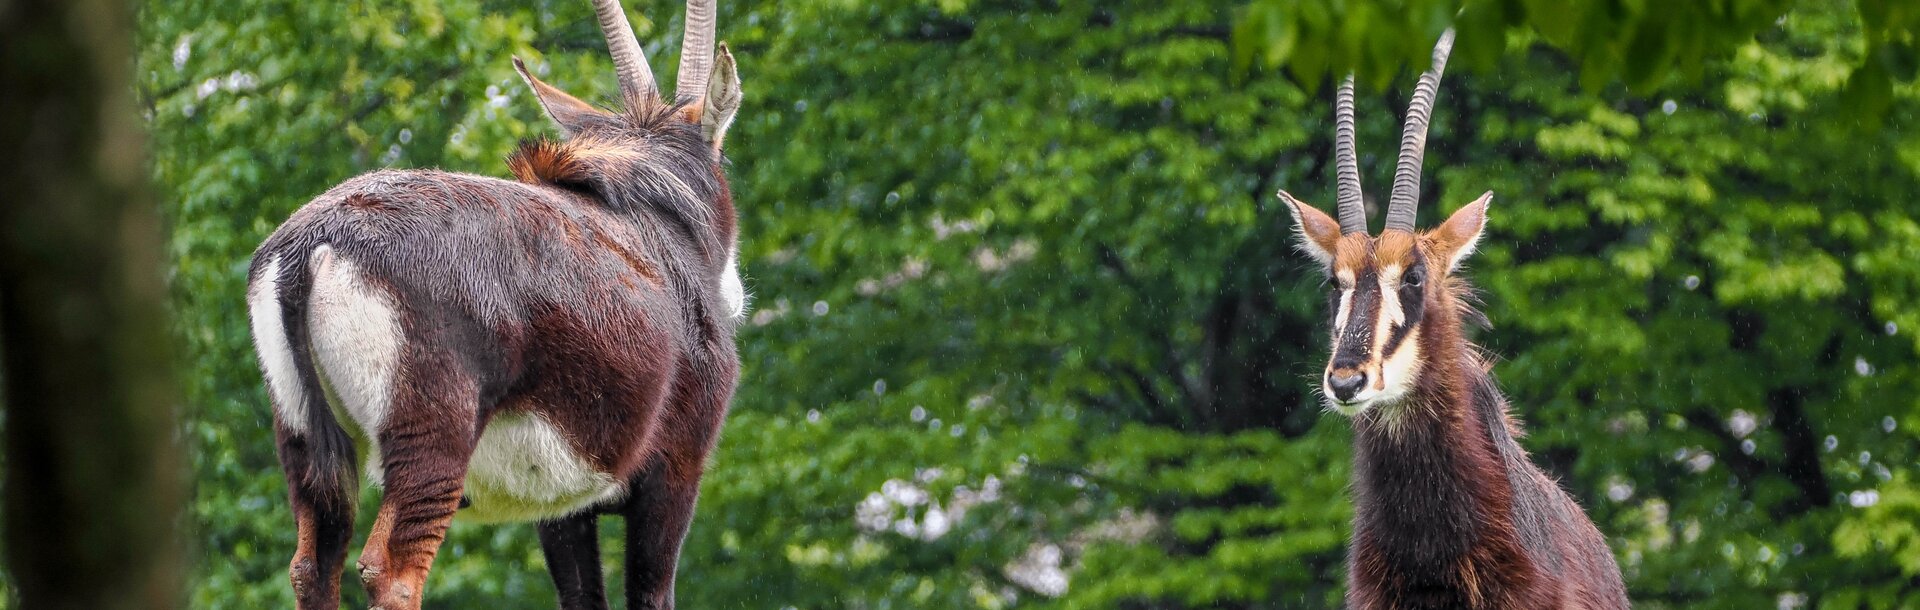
[1429,191,1492,273]
[699,43,741,154]
[513,57,606,134]
[1279,190,1341,268]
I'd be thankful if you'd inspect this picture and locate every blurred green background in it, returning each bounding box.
[116,0,1920,607]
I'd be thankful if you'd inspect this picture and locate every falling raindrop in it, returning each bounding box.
[1661,100,1677,115]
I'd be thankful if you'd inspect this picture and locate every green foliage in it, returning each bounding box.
[138,0,1920,608]
[1235,0,1920,117]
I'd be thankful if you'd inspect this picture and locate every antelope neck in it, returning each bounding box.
[1349,319,1513,573]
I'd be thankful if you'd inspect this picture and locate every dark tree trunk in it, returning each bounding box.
[0,0,185,608]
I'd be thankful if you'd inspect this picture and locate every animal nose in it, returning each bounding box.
[1328,370,1367,401]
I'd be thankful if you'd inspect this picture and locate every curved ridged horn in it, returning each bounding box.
[1333,75,1367,234]
[1384,28,1455,233]
[592,0,658,103]
[676,0,716,103]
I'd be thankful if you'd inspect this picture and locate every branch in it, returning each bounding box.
[1768,388,1833,515]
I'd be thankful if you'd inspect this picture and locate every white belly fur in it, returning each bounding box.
[459,411,624,523]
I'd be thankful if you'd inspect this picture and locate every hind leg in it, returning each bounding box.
[538,511,610,610]
[277,426,357,610]
[354,374,478,610]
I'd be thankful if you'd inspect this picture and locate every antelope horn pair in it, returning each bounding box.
[593,0,717,104]
[1325,28,1456,235]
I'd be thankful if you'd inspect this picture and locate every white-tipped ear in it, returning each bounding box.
[700,42,741,153]
[513,57,607,135]
[1279,190,1341,268]
[1431,191,1492,273]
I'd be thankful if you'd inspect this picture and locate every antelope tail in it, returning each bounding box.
[274,248,358,502]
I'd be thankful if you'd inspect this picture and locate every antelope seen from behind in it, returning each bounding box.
[1277,31,1630,609]
[245,1,744,608]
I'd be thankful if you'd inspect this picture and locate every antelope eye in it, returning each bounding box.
[1404,268,1425,288]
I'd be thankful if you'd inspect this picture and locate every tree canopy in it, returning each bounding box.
[119,0,1920,608]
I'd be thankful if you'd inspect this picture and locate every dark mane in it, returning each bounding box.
[505,100,723,247]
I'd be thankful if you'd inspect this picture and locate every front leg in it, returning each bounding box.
[622,371,732,610]
[537,510,610,610]
[619,467,705,610]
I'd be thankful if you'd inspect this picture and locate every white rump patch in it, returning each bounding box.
[720,245,749,319]
[460,411,621,523]
[246,256,308,434]
[306,245,402,485]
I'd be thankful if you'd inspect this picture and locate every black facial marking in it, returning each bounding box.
[1382,251,1428,358]
[1331,269,1380,369]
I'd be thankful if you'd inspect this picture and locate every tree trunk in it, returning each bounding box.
[0,0,185,608]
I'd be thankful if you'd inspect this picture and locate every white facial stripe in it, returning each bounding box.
[247,256,309,434]
[1378,266,1405,327]
[1333,288,1355,345]
[1373,280,1401,380]
[1377,326,1423,409]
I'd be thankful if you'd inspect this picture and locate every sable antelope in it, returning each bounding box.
[1276,31,1629,609]
[244,1,744,608]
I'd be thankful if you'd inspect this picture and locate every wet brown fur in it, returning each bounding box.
[251,78,738,610]
[1294,202,1628,609]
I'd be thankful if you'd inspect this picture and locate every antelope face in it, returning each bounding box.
[1283,193,1490,416]
[1274,30,1473,417]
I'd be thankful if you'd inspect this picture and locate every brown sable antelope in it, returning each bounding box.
[244,1,744,608]
[1277,30,1629,609]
